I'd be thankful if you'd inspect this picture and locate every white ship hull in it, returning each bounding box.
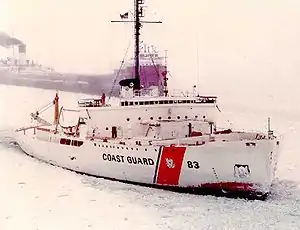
[14,128,280,199]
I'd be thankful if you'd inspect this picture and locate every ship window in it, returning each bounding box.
[150,101,154,105]
[135,102,138,105]
[154,101,159,104]
[125,101,128,106]
[177,116,180,119]
[203,116,206,119]
[169,100,173,104]
[60,138,67,145]
[145,101,149,105]
[183,100,187,103]
[195,115,198,119]
[178,100,182,103]
[139,102,144,105]
[168,116,171,119]
[174,100,178,104]
[66,139,71,145]
[185,116,188,119]
[106,127,108,130]
[138,117,141,120]
[158,116,162,120]
[73,140,78,146]
[121,102,124,106]
[94,143,96,147]
[159,101,163,104]
[78,141,83,147]
[126,118,130,121]
[150,117,153,120]
[129,102,134,106]
[187,100,190,103]
[163,100,168,104]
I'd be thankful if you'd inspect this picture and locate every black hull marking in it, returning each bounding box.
[153,146,163,183]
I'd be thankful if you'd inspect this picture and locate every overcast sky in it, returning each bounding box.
[1,0,300,94]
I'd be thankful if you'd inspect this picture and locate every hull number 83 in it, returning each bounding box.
[187,161,200,169]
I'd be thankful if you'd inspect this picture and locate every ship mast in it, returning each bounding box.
[111,0,162,90]
[134,0,142,89]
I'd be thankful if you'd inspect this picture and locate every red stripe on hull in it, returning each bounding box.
[156,146,186,186]
[199,182,255,192]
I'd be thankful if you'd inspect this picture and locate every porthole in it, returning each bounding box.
[185,116,188,119]
[150,117,153,120]
[126,118,130,121]
[138,117,141,120]
[106,127,108,130]
[177,116,180,119]
[195,115,198,119]
[168,116,171,119]
[158,116,162,120]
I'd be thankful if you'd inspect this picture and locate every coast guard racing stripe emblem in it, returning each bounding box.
[156,146,186,186]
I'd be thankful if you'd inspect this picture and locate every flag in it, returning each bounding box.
[120,12,129,19]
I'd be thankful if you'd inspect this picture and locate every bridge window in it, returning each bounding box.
[129,102,134,106]
[124,101,128,106]
[121,102,125,106]
[135,102,139,105]
[150,101,154,105]
[159,101,163,104]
